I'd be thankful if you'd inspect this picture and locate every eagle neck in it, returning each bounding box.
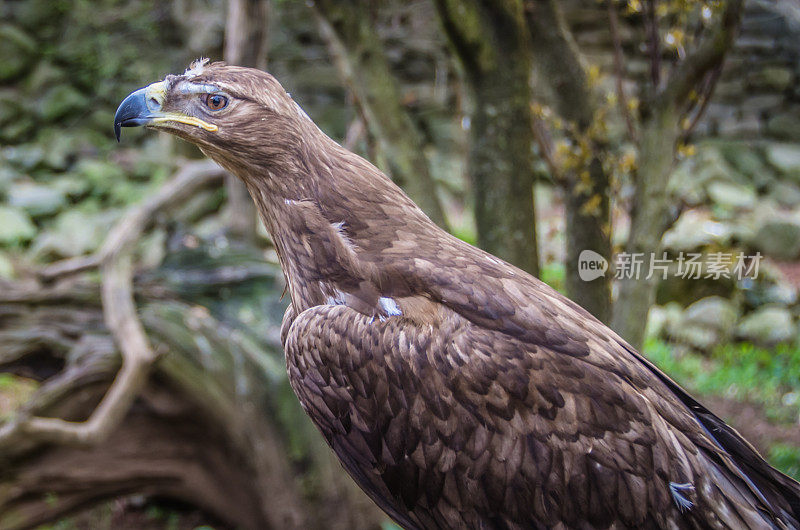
[236,163,366,313]
[232,129,437,312]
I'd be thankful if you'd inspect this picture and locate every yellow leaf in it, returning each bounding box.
[580,194,603,217]
[626,0,642,14]
[588,65,601,86]
[677,142,696,157]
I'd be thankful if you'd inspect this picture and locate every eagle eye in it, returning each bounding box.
[203,93,228,111]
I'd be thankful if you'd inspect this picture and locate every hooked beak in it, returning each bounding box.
[114,81,218,142]
[114,83,162,142]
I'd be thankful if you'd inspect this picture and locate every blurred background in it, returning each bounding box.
[1,0,799,528]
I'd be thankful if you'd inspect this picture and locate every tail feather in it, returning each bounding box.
[618,339,800,528]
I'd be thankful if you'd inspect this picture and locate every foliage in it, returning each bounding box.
[646,338,800,479]
[540,261,566,294]
[769,444,800,482]
[0,373,36,421]
[0,0,202,282]
[645,338,800,422]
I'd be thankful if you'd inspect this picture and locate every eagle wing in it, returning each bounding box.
[283,297,794,529]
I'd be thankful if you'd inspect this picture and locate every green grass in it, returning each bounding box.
[644,338,800,422]
[768,444,800,482]
[540,262,566,293]
[0,373,19,390]
[451,226,477,247]
[644,338,800,479]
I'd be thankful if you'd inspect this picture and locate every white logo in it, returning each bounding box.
[578,250,608,281]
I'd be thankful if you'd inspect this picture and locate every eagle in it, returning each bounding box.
[115,60,800,529]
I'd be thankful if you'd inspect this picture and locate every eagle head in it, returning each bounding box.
[114,59,310,171]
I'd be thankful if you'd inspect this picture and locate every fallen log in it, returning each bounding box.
[0,162,384,529]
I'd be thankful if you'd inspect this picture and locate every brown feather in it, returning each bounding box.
[135,63,800,530]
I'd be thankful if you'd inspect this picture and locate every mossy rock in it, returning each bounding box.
[736,306,795,345]
[717,143,773,190]
[707,181,757,210]
[0,90,35,143]
[684,296,739,332]
[752,220,800,260]
[0,116,36,144]
[0,24,37,81]
[0,252,15,279]
[39,131,79,171]
[0,90,24,128]
[0,206,37,245]
[7,180,68,218]
[748,67,794,92]
[24,61,69,95]
[38,85,89,122]
[2,145,45,171]
[31,209,117,259]
[766,144,800,181]
[0,166,21,196]
[767,113,800,143]
[655,274,736,308]
[74,158,127,191]
[661,210,731,252]
[768,181,800,208]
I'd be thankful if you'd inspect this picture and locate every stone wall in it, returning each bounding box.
[702,0,800,140]
[566,0,800,142]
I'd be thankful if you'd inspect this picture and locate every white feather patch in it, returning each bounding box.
[669,482,695,512]
[379,297,402,317]
[184,58,210,77]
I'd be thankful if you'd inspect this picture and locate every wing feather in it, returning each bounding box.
[283,299,794,528]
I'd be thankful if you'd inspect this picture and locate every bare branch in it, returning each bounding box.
[659,0,744,108]
[343,116,366,151]
[311,6,367,123]
[0,257,149,446]
[223,0,268,240]
[38,255,101,279]
[40,160,225,281]
[608,0,638,143]
[312,1,450,229]
[432,0,483,81]
[645,0,662,88]
[311,5,385,176]
[224,0,270,69]
[682,62,724,138]
[0,161,225,449]
[532,115,562,183]
[0,280,99,305]
[525,0,596,129]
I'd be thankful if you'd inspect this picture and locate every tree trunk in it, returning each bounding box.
[224,0,270,69]
[470,73,539,275]
[563,157,612,323]
[222,0,270,241]
[610,0,743,348]
[524,0,612,321]
[435,0,539,276]
[313,0,450,230]
[611,105,679,349]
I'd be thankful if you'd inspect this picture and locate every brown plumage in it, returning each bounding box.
[116,60,800,529]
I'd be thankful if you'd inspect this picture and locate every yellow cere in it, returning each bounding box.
[142,81,218,132]
[151,114,218,132]
[144,81,167,106]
